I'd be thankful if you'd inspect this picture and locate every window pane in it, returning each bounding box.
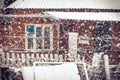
[44,27,50,49]
[94,22,112,52]
[26,25,34,34]
[28,38,33,49]
[36,27,42,49]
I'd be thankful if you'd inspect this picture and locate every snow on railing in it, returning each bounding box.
[0,52,83,67]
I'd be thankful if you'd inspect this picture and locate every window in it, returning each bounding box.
[94,22,112,52]
[25,24,53,51]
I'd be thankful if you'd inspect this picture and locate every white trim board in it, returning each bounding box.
[46,12,120,21]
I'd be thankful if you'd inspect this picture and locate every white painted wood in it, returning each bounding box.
[40,54,45,62]
[58,54,63,62]
[44,54,49,62]
[6,53,10,59]
[83,62,89,80]
[104,55,111,80]
[16,53,20,59]
[37,54,40,58]
[47,12,120,21]
[68,32,78,61]
[21,53,26,63]
[92,52,103,67]
[11,53,15,59]
[54,54,58,62]
[31,54,34,59]
[36,53,39,60]
[77,54,81,62]
[26,54,30,59]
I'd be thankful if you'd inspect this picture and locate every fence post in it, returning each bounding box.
[77,54,81,62]
[26,54,30,66]
[68,32,78,61]
[54,54,58,62]
[50,54,54,62]
[21,53,26,66]
[83,57,89,80]
[0,48,5,65]
[40,54,45,62]
[6,53,10,65]
[103,55,111,80]
[58,54,63,62]
[36,53,40,62]
[44,54,49,62]
[11,52,15,66]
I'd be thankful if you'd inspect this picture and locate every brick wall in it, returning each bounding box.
[0,9,120,65]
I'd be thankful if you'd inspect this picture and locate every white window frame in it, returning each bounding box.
[25,24,53,51]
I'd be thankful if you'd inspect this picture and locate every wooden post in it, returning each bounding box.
[6,53,10,65]
[103,55,110,80]
[16,53,20,59]
[26,54,30,66]
[0,48,5,65]
[40,54,45,62]
[26,54,30,59]
[54,54,58,62]
[68,32,78,61]
[36,53,40,62]
[92,52,103,68]
[82,56,89,80]
[11,53,15,65]
[21,53,26,66]
[50,54,54,62]
[31,54,34,59]
[77,54,81,62]
[16,53,20,66]
[58,54,63,62]
[44,54,49,62]
[31,54,35,63]
[11,53,15,59]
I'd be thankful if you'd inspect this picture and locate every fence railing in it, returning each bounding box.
[0,51,84,67]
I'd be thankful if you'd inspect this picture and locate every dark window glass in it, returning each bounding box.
[94,22,112,52]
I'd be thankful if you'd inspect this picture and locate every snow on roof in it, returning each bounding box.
[7,0,120,9]
[46,12,120,21]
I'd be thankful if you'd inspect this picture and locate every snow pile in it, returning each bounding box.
[22,67,34,80]
[22,63,80,80]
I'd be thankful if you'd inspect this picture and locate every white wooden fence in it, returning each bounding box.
[0,52,83,67]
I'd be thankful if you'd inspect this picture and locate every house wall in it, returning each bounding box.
[0,16,58,51]
[5,9,42,15]
[0,9,120,65]
[59,20,120,64]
